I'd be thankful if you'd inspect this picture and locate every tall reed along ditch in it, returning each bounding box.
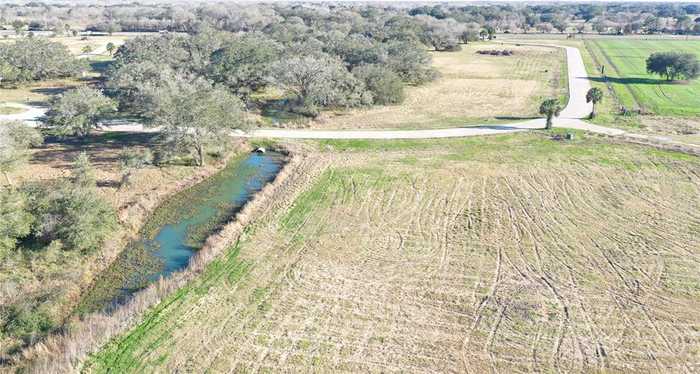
[75,151,285,315]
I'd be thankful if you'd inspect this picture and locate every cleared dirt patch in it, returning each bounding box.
[86,133,700,373]
[313,43,568,130]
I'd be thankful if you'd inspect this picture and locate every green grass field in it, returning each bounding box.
[585,39,700,116]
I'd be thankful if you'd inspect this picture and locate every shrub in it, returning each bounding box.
[24,154,117,252]
[119,148,154,188]
[119,148,154,169]
[0,121,44,187]
[0,188,34,254]
[2,304,54,346]
[476,49,514,56]
[353,64,406,105]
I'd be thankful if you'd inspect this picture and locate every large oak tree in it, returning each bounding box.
[146,76,247,166]
[46,87,117,137]
[646,52,700,81]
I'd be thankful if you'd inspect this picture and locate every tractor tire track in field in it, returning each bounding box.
[84,142,700,373]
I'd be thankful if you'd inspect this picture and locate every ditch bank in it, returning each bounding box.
[15,143,305,373]
[74,150,285,316]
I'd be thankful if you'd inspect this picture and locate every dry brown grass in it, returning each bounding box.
[16,143,302,373]
[0,132,244,360]
[82,133,700,373]
[0,105,26,115]
[0,78,85,105]
[7,132,198,209]
[56,35,128,55]
[312,43,567,130]
[638,116,700,140]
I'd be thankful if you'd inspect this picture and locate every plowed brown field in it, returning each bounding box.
[86,132,700,373]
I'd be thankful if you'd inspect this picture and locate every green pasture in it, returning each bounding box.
[585,39,700,116]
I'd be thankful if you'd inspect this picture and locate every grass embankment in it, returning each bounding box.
[85,132,699,373]
[74,151,266,315]
[84,244,251,372]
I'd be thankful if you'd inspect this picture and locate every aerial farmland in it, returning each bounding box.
[0,2,698,373]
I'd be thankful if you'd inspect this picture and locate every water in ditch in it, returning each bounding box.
[75,151,285,315]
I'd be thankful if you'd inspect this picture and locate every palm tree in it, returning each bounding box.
[585,87,603,118]
[106,42,116,56]
[539,98,562,129]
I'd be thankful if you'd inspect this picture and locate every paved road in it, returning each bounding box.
[0,44,695,149]
[0,103,47,125]
[248,45,618,139]
[559,46,594,119]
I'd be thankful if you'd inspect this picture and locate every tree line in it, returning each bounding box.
[2,3,700,37]
[34,7,451,167]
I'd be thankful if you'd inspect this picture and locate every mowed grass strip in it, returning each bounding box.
[84,133,700,373]
[586,39,700,116]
